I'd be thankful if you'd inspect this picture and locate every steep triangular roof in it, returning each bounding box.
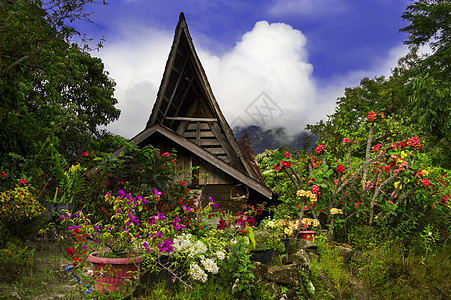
[145,12,263,183]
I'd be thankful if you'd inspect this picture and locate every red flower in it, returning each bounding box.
[284,152,290,159]
[312,184,320,194]
[81,151,89,157]
[19,178,27,184]
[280,160,291,169]
[315,144,325,154]
[342,138,351,144]
[74,228,80,234]
[372,143,382,152]
[398,141,405,149]
[356,201,362,206]
[367,111,377,122]
[422,178,430,187]
[337,164,345,173]
[67,248,75,256]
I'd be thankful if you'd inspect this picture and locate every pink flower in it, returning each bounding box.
[81,151,88,157]
[1,171,7,178]
[407,137,424,150]
[342,138,351,144]
[422,178,430,187]
[162,152,170,156]
[391,154,399,161]
[372,143,382,152]
[367,111,377,122]
[315,144,325,154]
[312,185,320,194]
[179,181,186,187]
[19,178,27,184]
[383,165,391,172]
[337,164,345,173]
[284,152,291,159]
[389,142,397,149]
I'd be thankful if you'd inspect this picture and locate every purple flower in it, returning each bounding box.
[59,215,65,219]
[182,205,191,211]
[154,189,162,200]
[158,239,174,253]
[118,190,126,197]
[117,208,121,213]
[209,197,214,202]
[157,231,163,238]
[157,213,166,220]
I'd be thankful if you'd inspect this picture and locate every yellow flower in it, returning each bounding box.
[330,208,343,214]
[400,151,408,159]
[297,190,306,197]
[284,228,293,236]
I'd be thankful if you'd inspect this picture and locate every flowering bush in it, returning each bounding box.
[59,189,188,295]
[258,111,451,242]
[0,186,44,224]
[263,218,299,237]
[171,232,228,283]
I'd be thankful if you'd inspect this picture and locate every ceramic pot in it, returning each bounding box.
[87,252,142,292]
[298,231,316,241]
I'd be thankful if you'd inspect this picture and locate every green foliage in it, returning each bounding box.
[309,235,352,297]
[0,0,120,173]
[0,186,44,224]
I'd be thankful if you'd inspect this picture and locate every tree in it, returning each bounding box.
[399,0,451,167]
[0,0,120,171]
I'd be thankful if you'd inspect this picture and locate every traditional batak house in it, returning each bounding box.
[114,13,277,212]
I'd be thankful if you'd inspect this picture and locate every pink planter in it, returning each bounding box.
[87,252,142,293]
[299,231,316,241]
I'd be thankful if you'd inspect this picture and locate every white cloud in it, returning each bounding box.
[97,19,408,139]
[97,24,172,138]
[199,21,321,135]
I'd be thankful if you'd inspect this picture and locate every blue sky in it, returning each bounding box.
[77,0,411,138]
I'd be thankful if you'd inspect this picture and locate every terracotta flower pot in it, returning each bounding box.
[87,252,142,293]
[298,231,316,241]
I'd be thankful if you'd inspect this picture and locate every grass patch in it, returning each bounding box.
[0,236,74,299]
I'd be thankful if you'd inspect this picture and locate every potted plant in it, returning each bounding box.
[60,189,185,295]
[298,217,320,240]
[44,163,85,220]
[249,229,283,265]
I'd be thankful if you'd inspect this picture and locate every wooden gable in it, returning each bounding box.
[145,13,259,177]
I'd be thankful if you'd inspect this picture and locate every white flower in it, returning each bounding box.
[201,257,219,274]
[173,233,192,251]
[230,239,237,245]
[189,263,208,282]
[216,251,226,261]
